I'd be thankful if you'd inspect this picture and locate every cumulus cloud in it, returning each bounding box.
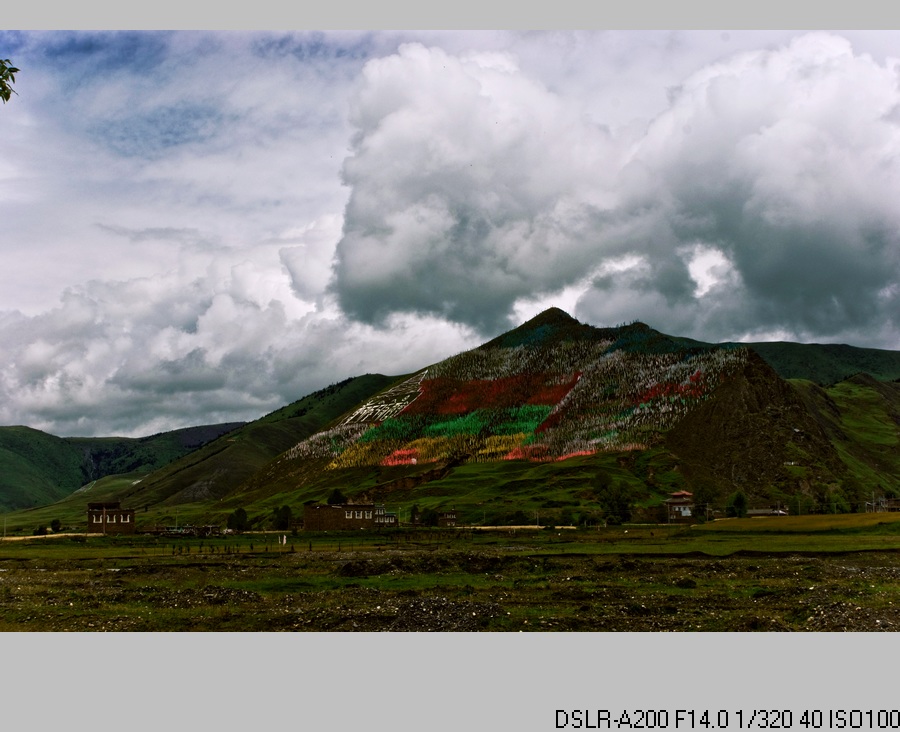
[581,32,900,345]
[0,257,476,436]
[279,214,344,304]
[332,42,622,334]
[334,33,900,347]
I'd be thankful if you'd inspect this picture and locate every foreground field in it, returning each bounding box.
[2,516,900,631]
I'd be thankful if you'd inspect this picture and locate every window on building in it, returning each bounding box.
[107,515,116,523]
[365,511,372,519]
[92,514,102,523]
[355,511,362,519]
[121,514,130,523]
[345,511,352,519]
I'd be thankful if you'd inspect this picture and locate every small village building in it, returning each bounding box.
[436,509,457,527]
[410,506,458,527]
[303,503,398,531]
[87,501,136,534]
[664,491,694,522]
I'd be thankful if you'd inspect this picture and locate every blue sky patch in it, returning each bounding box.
[93,102,225,158]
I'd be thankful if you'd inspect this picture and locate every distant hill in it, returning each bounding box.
[659,331,900,385]
[741,341,900,385]
[0,422,244,511]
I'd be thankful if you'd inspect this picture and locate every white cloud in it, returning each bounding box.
[4,30,900,436]
[335,32,900,348]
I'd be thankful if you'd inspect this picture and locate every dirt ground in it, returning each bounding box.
[0,542,898,631]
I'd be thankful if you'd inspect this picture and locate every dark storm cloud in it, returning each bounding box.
[110,348,227,394]
[330,43,618,335]
[332,34,900,347]
[576,33,900,345]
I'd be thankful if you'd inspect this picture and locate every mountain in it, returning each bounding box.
[234,309,865,520]
[108,373,399,509]
[732,341,900,385]
[0,422,244,511]
[5,308,900,530]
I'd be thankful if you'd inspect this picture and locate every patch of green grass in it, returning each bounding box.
[694,512,900,533]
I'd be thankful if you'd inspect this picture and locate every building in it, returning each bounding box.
[436,509,457,527]
[87,501,136,534]
[410,506,458,527]
[409,506,456,526]
[303,503,398,531]
[664,491,694,522]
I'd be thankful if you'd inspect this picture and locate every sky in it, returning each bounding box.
[3,28,900,437]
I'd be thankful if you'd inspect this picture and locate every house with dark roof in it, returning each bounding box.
[303,503,397,531]
[664,491,694,522]
[87,501,136,534]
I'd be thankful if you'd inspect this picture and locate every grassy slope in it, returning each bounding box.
[8,370,900,534]
[0,423,244,512]
[3,474,147,534]
[791,374,900,499]
[0,427,86,511]
[66,423,246,480]
[664,351,848,503]
[672,330,900,385]
[1,374,400,532]
[743,342,900,385]
[88,374,401,512]
[207,442,691,530]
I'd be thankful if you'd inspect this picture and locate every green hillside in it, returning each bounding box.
[227,311,900,527]
[669,329,900,385]
[0,423,243,512]
[0,427,87,511]
[791,374,900,503]
[87,374,400,511]
[741,341,900,385]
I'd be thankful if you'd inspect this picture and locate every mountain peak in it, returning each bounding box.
[520,307,580,329]
[478,307,587,350]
